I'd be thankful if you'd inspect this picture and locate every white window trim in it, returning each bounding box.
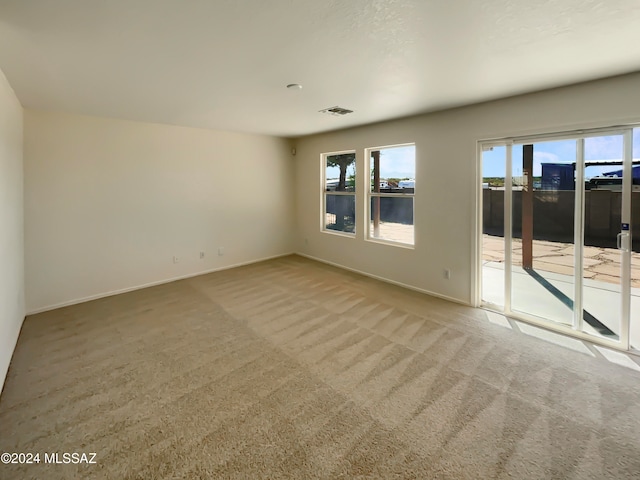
[364,144,416,248]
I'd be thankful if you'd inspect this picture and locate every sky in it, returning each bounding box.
[325,128,640,182]
[326,145,416,181]
[483,128,640,178]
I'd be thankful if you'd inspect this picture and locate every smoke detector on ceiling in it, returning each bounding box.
[319,106,354,116]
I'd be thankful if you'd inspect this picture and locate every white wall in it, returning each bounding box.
[295,72,640,304]
[0,68,24,390]
[25,111,295,313]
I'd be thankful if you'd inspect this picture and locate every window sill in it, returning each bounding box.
[365,237,415,250]
[322,229,356,239]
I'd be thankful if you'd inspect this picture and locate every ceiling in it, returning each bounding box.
[1,0,639,138]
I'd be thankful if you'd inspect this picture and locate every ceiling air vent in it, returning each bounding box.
[320,106,354,116]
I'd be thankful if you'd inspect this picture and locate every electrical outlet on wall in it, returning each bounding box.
[173,256,179,264]
[444,269,451,280]
[218,247,225,256]
[200,251,205,259]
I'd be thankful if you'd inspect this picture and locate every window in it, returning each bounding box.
[323,151,356,235]
[366,144,415,245]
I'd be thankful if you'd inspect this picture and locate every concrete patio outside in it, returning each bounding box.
[482,234,640,349]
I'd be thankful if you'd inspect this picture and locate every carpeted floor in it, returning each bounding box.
[1,255,640,479]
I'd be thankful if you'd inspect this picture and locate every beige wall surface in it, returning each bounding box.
[0,68,24,390]
[294,73,640,304]
[24,111,295,313]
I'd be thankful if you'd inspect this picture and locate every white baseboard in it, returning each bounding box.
[295,252,470,306]
[27,251,469,315]
[26,252,295,315]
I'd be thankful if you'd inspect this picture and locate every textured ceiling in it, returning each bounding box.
[1,0,639,137]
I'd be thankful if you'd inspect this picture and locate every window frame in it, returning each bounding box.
[321,150,357,237]
[365,143,416,248]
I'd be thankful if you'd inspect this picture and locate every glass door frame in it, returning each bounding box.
[476,126,633,352]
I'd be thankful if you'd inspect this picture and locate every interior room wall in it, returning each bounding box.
[0,68,24,390]
[24,111,295,313]
[294,72,640,305]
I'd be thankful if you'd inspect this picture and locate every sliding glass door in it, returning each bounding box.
[630,128,640,351]
[579,133,628,342]
[481,145,507,309]
[480,127,637,351]
[510,139,577,328]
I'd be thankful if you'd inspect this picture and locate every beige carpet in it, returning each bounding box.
[1,255,640,479]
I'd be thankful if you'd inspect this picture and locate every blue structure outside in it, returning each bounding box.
[541,163,640,191]
[541,163,575,190]
[603,165,640,178]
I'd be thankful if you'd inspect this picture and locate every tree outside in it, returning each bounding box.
[326,153,356,232]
